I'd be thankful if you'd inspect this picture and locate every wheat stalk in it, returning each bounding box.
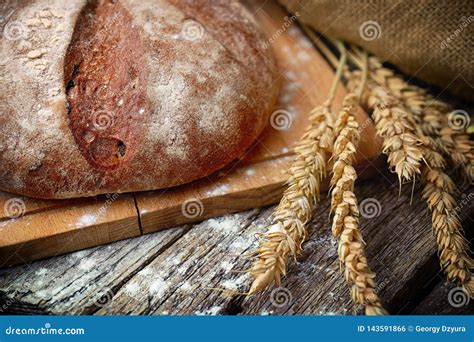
[248,42,350,294]
[330,91,388,315]
[249,105,335,294]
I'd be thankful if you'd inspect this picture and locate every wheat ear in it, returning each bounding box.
[330,52,387,315]
[349,56,474,297]
[367,85,424,185]
[363,57,473,182]
[421,138,474,297]
[248,43,349,294]
[249,105,335,293]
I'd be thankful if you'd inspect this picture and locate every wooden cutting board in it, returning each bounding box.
[0,1,383,267]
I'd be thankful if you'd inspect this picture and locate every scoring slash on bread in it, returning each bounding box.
[0,0,280,199]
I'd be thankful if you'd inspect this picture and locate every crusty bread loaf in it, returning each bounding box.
[0,0,279,199]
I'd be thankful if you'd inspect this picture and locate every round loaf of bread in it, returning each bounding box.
[0,0,280,199]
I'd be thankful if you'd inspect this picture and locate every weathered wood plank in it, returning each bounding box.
[0,194,141,267]
[0,226,190,315]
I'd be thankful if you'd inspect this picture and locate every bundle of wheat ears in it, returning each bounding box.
[246,31,474,315]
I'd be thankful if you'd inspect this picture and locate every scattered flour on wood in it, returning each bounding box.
[206,184,230,196]
[35,268,48,276]
[179,281,193,292]
[75,214,97,228]
[221,273,249,291]
[71,250,88,259]
[229,234,257,253]
[78,258,96,271]
[194,306,222,316]
[176,264,189,275]
[284,70,297,81]
[123,282,141,297]
[207,216,240,233]
[279,92,291,104]
[149,277,168,298]
[288,25,300,38]
[245,168,256,176]
[260,309,274,315]
[296,50,311,62]
[220,260,235,272]
[35,289,53,300]
[138,268,153,276]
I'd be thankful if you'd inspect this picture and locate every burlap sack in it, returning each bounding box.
[279,0,474,101]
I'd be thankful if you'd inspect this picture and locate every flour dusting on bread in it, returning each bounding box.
[0,0,279,198]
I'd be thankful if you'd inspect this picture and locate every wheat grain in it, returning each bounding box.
[330,92,387,315]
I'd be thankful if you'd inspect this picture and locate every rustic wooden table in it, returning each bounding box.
[0,0,472,317]
[0,170,472,315]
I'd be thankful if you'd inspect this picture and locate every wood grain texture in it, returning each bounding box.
[0,0,383,267]
[0,174,471,315]
[0,195,140,267]
[411,282,474,315]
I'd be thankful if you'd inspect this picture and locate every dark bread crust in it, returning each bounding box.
[0,0,280,199]
[65,0,148,170]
